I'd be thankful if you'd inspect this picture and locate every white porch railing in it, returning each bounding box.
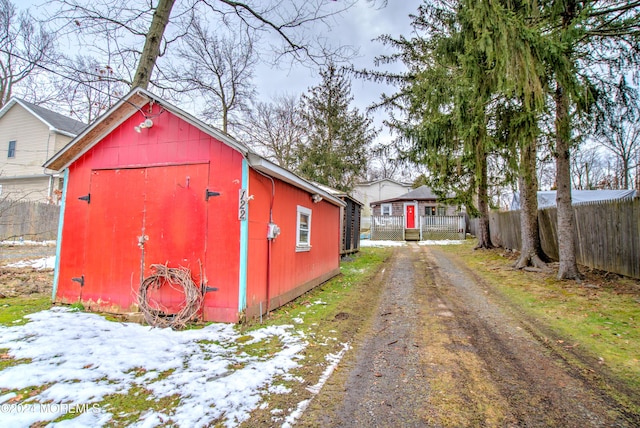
[370,216,404,241]
[420,215,466,240]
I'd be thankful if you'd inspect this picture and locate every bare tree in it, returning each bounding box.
[166,17,257,133]
[48,0,362,91]
[0,0,56,106]
[53,55,129,123]
[595,107,640,190]
[238,94,303,170]
[365,142,405,182]
[571,144,608,190]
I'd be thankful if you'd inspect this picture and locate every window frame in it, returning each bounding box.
[381,203,392,216]
[437,206,446,216]
[296,205,312,252]
[7,140,16,158]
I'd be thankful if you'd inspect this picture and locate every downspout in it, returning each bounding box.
[52,168,69,300]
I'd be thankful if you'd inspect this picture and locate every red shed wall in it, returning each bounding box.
[245,170,341,318]
[56,104,243,322]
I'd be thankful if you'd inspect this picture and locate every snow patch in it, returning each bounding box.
[5,256,56,269]
[0,308,307,427]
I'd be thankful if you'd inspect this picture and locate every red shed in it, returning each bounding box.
[44,88,344,323]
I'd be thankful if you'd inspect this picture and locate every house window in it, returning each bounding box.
[296,205,312,251]
[425,206,436,216]
[381,203,392,216]
[437,206,446,216]
[7,140,16,158]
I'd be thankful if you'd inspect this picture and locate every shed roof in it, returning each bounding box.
[44,87,249,171]
[371,185,439,205]
[311,182,363,206]
[44,87,345,208]
[247,155,345,207]
[0,98,87,137]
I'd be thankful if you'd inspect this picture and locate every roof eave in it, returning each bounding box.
[44,87,249,171]
[247,153,346,208]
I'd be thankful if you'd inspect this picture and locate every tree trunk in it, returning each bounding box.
[131,0,176,89]
[515,137,547,269]
[555,84,581,280]
[475,140,493,249]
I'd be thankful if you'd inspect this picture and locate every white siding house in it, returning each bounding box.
[0,99,86,203]
[352,179,413,229]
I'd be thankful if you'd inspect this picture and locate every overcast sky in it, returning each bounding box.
[18,0,423,141]
[254,0,422,141]
[254,0,421,102]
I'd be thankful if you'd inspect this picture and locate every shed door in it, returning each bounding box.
[82,165,209,311]
[406,205,416,228]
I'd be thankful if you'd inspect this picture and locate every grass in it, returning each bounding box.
[437,241,640,408]
[0,295,51,326]
[239,247,393,426]
[0,248,392,428]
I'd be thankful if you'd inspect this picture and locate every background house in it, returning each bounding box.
[0,98,86,203]
[371,185,460,219]
[45,88,344,323]
[352,178,412,229]
[370,185,464,241]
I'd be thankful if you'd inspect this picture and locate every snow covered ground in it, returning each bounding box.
[0,240,56,246]
[0,308,342,427]
[5,256,56,270]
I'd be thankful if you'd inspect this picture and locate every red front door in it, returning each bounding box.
[406,205,415,228]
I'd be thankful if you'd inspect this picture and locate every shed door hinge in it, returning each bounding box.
[205,189,220,201]
[72,275,85,287]
[78,194,91,204]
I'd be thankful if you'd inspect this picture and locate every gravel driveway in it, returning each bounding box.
[299,244,636,427]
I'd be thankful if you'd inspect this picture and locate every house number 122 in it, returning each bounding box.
[238,189,248,221]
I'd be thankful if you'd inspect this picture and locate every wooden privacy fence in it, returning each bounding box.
[0,200,60,241]
[371,216,404,240]
[420,215,466,240]
[485,198,640,279]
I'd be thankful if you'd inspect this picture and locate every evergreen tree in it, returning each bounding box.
[543,0,640,280]
[296,63,376,192]
[362,2,499,248]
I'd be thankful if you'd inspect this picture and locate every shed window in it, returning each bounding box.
[381,203,392,216]
[437,206,446,216]
[296,205,312,251]
[425,206,436,216]
[7,140,16,158]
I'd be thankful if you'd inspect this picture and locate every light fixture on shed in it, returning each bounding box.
[311,194,323,203]
[134,118,154,133]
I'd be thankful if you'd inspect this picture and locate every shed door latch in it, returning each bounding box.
[71,275,85,287]
[78,194,91,204]
[205,189,220,201]
[204,286,218,293]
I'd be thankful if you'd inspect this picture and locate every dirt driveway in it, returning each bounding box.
[299,244,637,427]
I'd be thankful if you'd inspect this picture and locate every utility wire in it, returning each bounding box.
[0,48,146,116]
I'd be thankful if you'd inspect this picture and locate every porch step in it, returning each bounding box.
[405,228,420,241]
